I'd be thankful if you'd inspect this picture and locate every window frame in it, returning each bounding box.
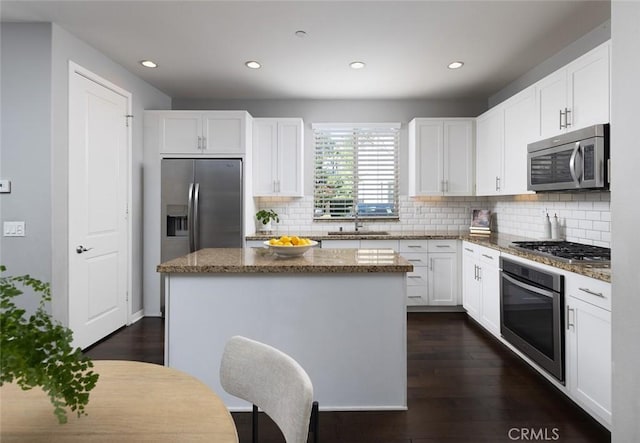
[312,122,401,221]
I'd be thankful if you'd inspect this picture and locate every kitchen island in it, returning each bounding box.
[157,247,412,411]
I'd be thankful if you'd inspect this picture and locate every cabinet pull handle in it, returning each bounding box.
[435,245,450,248]
[566,305,575,330]
[408,276,421,279]
[559,109,565,130]
[407,245,422,249]
[197,136,202,150]
[565,107,571,127]
[408,259,422,263]
[445,180,449,193]
[429,259,433,271]
[578,287,605,298]
[474,264,478,280]
[481,253,494,260]
[408,295,422,299]
[464,247,474,253]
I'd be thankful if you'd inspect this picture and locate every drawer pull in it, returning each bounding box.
[408,276,422,279]
[408,259,423,263]
[578,287,606,298]
[481,253,494,260]
[435,245,450,248]
[408,295,422,299]
[407,245,423,248]
[464,247,474,253]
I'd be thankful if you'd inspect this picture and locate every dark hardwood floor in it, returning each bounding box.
[84,313,610,443]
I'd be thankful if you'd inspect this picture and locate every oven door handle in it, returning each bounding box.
[501,272,557,299]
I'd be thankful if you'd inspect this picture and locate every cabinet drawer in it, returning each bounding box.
[400,252,428,267]
[477,245,499,265]
[407,286,428,305]
[428,239,457,253]
[399,240,427,252]
[406,267,428,286]
[565,272,611,311]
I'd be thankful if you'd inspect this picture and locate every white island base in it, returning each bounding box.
[164,272,407,411]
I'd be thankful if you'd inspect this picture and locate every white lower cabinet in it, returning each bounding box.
[461,241,500,337]
[427,240,458,306]
[401,239,458,307]
[565,273,612,427]
[400,240,429,306]
[321,238,458,307]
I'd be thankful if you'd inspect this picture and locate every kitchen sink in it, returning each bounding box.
[328,231,390,236]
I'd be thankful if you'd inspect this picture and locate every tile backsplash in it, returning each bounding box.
[255,192,611,248]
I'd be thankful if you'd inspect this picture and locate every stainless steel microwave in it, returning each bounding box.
[527,124,609,192]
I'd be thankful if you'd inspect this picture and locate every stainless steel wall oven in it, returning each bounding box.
[500,257,565,383]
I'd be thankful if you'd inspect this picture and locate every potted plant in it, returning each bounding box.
[255,209,279,232]
[0,265,99,423]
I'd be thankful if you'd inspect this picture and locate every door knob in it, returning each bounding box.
[76,245,93,254]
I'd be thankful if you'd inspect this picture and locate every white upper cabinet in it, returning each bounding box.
[253,118,304,197]
[408,118,474,196]
[476,86,537,196]
[537,41,610,139]
[156,111,250,155]
[475,107,503,196]
[502,87,537,195]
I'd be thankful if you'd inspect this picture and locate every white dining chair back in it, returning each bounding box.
[219,335,318,443]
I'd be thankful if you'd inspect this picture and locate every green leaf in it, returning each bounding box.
[0,267,99,424]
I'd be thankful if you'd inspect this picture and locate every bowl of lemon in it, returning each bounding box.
[264,236,318,257]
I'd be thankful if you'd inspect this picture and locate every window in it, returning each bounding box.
[313,123,400,219]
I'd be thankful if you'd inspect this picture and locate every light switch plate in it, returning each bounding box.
[3,221,25,237]
[0,179,10,193]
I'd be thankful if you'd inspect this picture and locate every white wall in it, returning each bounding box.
[50,24,171,322]
[0,22,171,323]
[611,2,640,441]
[0,23,53,314]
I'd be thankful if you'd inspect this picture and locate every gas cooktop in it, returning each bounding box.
[510,241,611,265]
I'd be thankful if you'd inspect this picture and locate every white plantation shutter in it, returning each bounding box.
[313,123,400,218]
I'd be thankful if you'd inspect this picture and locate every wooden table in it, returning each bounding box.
[0,360,239,442]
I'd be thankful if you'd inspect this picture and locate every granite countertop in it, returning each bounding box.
[461,233,611,283]
[246,230,465,241]
[157,247,413,274]
[247,231,611,282]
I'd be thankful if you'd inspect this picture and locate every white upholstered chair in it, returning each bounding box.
[219,335,319,443]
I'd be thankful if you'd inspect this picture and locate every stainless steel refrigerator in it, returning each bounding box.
[161,158,243,264]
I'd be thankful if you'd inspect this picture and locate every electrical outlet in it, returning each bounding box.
[3,221,25,237]
[0,179,10,193]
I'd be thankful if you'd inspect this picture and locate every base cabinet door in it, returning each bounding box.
[478,254,500,337]
[566,295,612,427]
[428,253,458,305]
[462,243,480,320]
[461,241,500,336]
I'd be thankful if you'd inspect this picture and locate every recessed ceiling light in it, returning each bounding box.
[245,61,262,69]
[140,60,158,68]
[448,61,464,70]
[295,30,307,38]
[349,61,366,70]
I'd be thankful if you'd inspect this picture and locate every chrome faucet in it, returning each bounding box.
[354,206,363,232]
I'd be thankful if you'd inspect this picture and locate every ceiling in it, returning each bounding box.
[1,0,610,101]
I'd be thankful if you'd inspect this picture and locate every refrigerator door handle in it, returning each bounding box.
[188,183,195,252]
[193,183,200,251]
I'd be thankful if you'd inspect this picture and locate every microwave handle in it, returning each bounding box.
[569,142,583,185]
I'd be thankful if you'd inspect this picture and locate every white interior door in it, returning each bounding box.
[69,65,130,349]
